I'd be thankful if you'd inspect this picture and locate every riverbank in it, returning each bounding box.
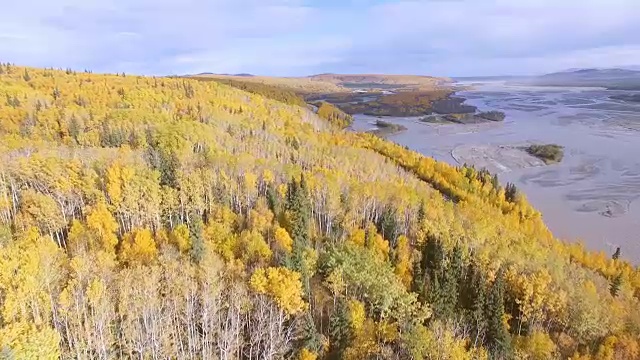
[352,82,640,262]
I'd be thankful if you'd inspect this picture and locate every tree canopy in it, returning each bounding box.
[0,64,638,359]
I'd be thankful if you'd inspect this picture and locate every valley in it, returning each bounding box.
[196,70,640,261]
[354,82,640,260]
[2,64,639,359]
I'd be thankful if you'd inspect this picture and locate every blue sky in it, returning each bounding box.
[2,0,640,76]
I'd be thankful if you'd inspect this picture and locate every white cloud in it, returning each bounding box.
[1,0,639,75]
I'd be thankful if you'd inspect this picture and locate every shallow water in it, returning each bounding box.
[353,82,640,262]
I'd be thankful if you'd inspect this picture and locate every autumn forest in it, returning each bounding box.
[0,64,639,359]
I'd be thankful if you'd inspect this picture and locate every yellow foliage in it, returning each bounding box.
[273,226,293,253]
[170,224,191,253]
[250,267,306,315]
[514,331,557,360]
[241,230,272,264]
[247,198,273,234]
[347,229,365,247]
[1,63,640,358]
[344,319,399,360]
[85,202,119,253]
[394,235,413,288]
[205,221,238,261]
[594,334,640,360]
[119,228,158,265]
[298,348,318,360]
[347,299,366,332]
[0,322,61,360]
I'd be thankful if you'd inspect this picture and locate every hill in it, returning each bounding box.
[527,68,640,90]
[308,73,450,89]
[0,64,639,359]
[188,73,345,94]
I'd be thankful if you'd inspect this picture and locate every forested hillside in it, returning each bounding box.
[0,64,639,359]
[190,74,345,94]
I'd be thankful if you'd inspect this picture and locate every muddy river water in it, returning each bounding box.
[352,82,640,262]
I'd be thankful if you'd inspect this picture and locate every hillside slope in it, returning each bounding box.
[188,73,345,94]
[527,68,640,90]
[0,64,639,359]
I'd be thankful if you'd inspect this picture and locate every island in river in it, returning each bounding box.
[352,82,640,262]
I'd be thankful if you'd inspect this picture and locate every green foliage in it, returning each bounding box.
[328,300,351,358]
[285,176,311,271]
[486,269,512,357]
[299,312,323,354]
[339,90,452,117]
[462,262,488,347]
[188,215,204,264]
[376,206,398,243]
[505,182,519,203]
[321,243,419,321]
[610,273,622,297]
[612,246,621,260]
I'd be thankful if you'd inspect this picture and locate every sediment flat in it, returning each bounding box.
[451,144,545,174]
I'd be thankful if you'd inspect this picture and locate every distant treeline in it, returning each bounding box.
[337,90,453,117]
[430,97,477,114]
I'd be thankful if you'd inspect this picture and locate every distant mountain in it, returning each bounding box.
[307,73,450,89]
[539,67,640,79]
[453,75,529,82]
[528,68,640,90]
[195,72,254,77]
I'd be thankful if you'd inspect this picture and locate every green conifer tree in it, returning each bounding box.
[462,261,488,347]
[612,246,621,260]
[189,215,205,264]
[486,268,511,357]
[376,206,398,244]
[285,175,311,272]
[328,300,351,359]
[610,273,623,297]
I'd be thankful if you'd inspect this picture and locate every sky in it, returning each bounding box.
[2,0,640,77]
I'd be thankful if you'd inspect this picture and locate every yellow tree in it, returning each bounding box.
[85,202,119,254]
[119,228,158,266]
[250,267,306,315]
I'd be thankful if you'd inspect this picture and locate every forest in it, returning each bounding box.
[336,90,452,117]
[0,64,639,359]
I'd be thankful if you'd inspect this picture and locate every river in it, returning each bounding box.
[352,82,640,262]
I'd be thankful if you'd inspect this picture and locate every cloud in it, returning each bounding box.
[1,0,639,75]
[338,0,640,75]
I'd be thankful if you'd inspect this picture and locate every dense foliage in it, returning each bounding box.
[0,64,639,359]
[314,102,353,129]
[190,74,344,94]
[190,77,307,107]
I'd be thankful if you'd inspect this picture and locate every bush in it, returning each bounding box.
[477,111,506,122]
[525,144,564,164]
